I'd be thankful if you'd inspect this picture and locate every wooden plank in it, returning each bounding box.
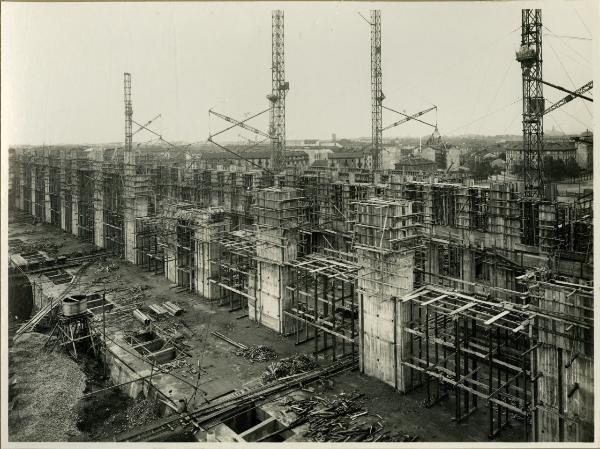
[512,320,530,333]
[448,302,476,316]
[401,288,427,302]
[422,294,447,306]
[484,310,511,326]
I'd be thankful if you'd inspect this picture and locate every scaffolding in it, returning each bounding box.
[401,285,536,439]
[285,250,359,360]
[210,229,256,312]
[135,216,169,274]
[103,172,125,257]
[77,168,95,243]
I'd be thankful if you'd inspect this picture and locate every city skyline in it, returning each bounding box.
[2,1,594,146]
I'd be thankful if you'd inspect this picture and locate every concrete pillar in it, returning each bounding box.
[43,164,52,224]
[426,242,440,284]
[194,221,225,300]
[94,169,105,248]
[123,172,149,263]
[71,168,80,237]
[165,242,177,283]
[18,162,26,211]
[124,195,148,263]
[59,151,67,231]
[247,187,301,333]
[30,166,36,216]
[462,248,475,291]
[358,250,414,392]
[249,260,292,333]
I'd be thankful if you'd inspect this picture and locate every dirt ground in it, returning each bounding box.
[8,333,86,442]
[72,357,162,442]
[97,258,525,442]
[8,220,526,442]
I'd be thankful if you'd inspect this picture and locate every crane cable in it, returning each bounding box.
[543,25,591,68]
[546,39,593,118]
[573,7,593,39]
[447,97,522,135]
[474,57,514,136]
[384,26,519,108]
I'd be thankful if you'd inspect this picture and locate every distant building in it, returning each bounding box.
[394,156,437,175]
[198,149,308,170]
[506,137,577,173]
[382,144,418,170]
[573,130,593,170]
[329,151,372,169]
[311,159,329,168]
[291,146,333,165]
[446,147,461,171]
[419,145,448,169]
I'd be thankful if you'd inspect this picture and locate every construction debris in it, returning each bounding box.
[234,345,277,362]
[9,238,63,256]
[283,392,418,442]
[96,261,120,273]
[262,354,318,383]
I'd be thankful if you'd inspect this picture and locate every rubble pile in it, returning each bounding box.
[235,345,278,362]
[261,354,317,383]
[10,238,63,256]
[125,396,161,428]
[284,392,418,442]
[96,261,120,273]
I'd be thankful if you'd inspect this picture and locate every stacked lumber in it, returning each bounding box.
[163,301,184,316]
[148,304,167,316]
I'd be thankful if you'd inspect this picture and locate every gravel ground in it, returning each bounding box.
[9,332,87,442]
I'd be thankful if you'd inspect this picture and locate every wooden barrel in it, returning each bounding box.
[62,294,88,317]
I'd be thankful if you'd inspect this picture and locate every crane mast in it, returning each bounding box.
[370,10,383,171]
[269,10,288,173]
[516,9,544,197]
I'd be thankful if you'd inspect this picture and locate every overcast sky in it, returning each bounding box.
[1,1,596,145]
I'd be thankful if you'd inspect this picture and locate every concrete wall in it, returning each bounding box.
[249,261,292,333]
[358,251,414,391]
[535,285,594,442]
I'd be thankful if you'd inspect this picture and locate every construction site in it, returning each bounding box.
[6,7,595,445]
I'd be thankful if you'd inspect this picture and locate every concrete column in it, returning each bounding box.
[194,222,225,300]
[165,242,177,283]
[462,248,476,292]
[44,165,52,224]
[247,188,301,333]
[426,242,440,284]
[30,166,36,216]
[358,250,414,391]
[71,168,80,237]
[123,173,149,263]
[94,169,105,248]
[18,162,26,211]
[59,150,67,231]
[124,196,147,263]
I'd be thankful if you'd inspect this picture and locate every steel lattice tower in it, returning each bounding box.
[517,9,544,197]
[370,10,383,171]
[124,72,133,167]
[269,10,288,173]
